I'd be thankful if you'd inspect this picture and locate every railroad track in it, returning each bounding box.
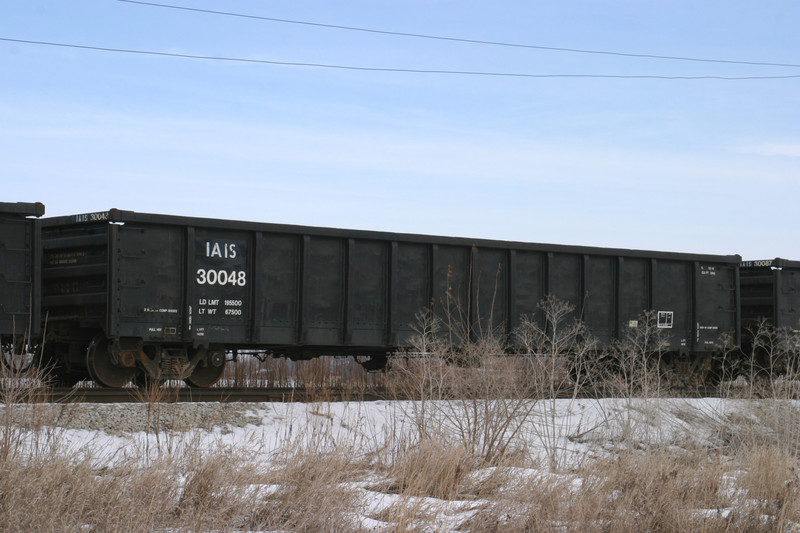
[28,385,721,403]
[33,387,391,403]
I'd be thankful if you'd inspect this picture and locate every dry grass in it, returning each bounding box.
[4,391,800,531]
[0,444,269,532]
[462,446,800,533]
[252,444,367,532]
[736,445,800,524]
[385,439,475,500]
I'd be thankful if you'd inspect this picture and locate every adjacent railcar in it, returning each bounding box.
[41,208,741,387]
[740,258,800,333]
[0,202,44,368]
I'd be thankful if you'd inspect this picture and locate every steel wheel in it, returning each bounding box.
[1,344,35,373]
[86,336,137,388]
[184,348,225,388]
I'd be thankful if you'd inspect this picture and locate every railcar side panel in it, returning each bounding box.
[0,203,43,337]
[390,242,430,346]
[618,258,650,334]
[255,232,300,345]
[548,253,582,319]
[302,236,345,345]
[471,247,509,336]
[776,268,799,332]
[41,222,107,326]
[187,228,251,343]
[584,255,615,344]
[433,245,470,323]
[347,239,389,346]
[695,263,738,348]
[509,251,545,331]
[113,224,184,340]
[0,217,33,333]
[652,260,692,351]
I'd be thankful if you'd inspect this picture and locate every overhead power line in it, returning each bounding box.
[118,0,800,69]
[3,37,800,80]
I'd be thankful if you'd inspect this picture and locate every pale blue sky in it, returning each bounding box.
[2,1,798,259]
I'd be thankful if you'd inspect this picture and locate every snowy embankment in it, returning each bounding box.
[4,396,798,531]
[6,397,735,463]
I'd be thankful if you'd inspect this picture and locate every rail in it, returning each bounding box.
[22,385,725,403]
[32,386,391,403]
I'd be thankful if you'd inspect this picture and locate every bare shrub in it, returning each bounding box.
[389,310,538,466]
[715,324,800,458]
[388,297,605,471]
[514,296,599,399]
[0,356,65,462]
[719,320,800,398]
[601,310,670,398]
[580,311,679,451]
[744,320,798,392]
[514,297,601,470]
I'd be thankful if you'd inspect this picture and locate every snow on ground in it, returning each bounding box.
[4,396,796,531]
[29,397,735,467]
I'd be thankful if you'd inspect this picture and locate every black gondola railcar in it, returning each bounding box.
[0,201,44,369]
[41,208,742,387]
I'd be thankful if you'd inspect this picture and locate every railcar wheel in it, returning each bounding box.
[86,336,137,388]
[1,345,35,373]
[184,348,225,388]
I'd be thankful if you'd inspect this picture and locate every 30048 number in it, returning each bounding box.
[196,269,247,286]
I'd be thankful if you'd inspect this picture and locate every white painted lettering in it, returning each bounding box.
[205,242,239,259]
[195,268,247,286]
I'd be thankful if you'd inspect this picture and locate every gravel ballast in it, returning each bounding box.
[0,402,263,435]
